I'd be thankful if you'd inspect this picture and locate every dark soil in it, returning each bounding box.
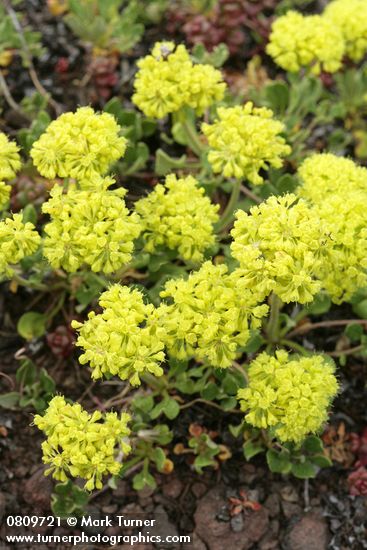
[1,346,367,549]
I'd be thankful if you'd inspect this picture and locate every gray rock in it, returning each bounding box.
[194,487,269,550]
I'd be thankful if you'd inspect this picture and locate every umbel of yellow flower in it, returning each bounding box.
[42,179,141,273]
[72,285,165,386]
[266,11,345,74]
[325,0,367,62]
[0,213,41,277]
[230,194,328,304]
[298,153,367,202]
[132,41,226,118]
[158,261,268,368]
[135,174,219,263]
[30,107,127,180]
[0,132,21,181]
[0,181,11,210]
[297,154,367,303]
[34,396,131,491]
[202,103,290,184]
[238,350,338,443]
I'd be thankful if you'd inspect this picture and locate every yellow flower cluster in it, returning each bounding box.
[0,132,21,209]
[135,174,219,263]
[202,103,290,184]
[72,285,165,386]
[42,181,141,273]
[230,194,328,304]
[238,350,338,443]
[298,154,367,303]
[30,107,127,180]
[34,396,131,491]
[0,182,11,210]
[325,0,367,62]
[297,153,367,203]
[0,132,21,181]
[132,41,226,118]
[266,11,345,74]
[0,213,41,277]
[158,262,268,368]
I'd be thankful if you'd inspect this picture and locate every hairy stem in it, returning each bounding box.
[181,119,206,157]
[215,178,241,232]
[266,293,282,343]
[240,184,261,204]
[280,339,309,356]
[4,0,62,115]
[0,71,29,119]
[287,319,367,338]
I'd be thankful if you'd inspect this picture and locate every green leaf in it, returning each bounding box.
[163,398,180,420]
[16,358,37,386]
[0,392,20,409]
[155,149,187,176]
[194,455,216,471]
[222,374,240,395]
[51,481,88,518]
[276,174,298,194]
[243,440,264,460]
[353,299,367,319]
[291,461,316,479]
[154,424,173,445]
[228,423,244,438]
[22,204,37,225]
[39,368,56,394]
[219,397,237,410]
[120,142,149,175]
[151,397,180,420]
[175,377,196,394]
[266,449,292,474]
[306,293,332,315]
[345,323,364,342]
[141,118,157,137]
[17,312,46,340]
[201,383,219,400]
[132,395,154,414]
[244,331,265,354]
[303,435,324,454]
[74,272,106,307]
[151,447,166,471]
[265,81,290,115]
[310,454,333,468]
[172,122,189,146]
[133,469,156,491]
[191,42,229,67]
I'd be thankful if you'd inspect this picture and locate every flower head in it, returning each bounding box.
[0,132,21,180]
[297,154,367,303]
[132,42,226,118]
[34,396,131,490]
[30,107,127,180]
[72,285,165,386]
[135,174,219,263]
[298,153,367,202]
[42,181,141,273]
[202,103,290,184]
[0,213,41,277]
[325,0,367,62]
[230,194,328,303]
[266,11,345,74]
[0,181,10,209]
[158,261,268,368]
[238,350,338,443]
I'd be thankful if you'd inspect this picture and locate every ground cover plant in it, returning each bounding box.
[1,0,367,548]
